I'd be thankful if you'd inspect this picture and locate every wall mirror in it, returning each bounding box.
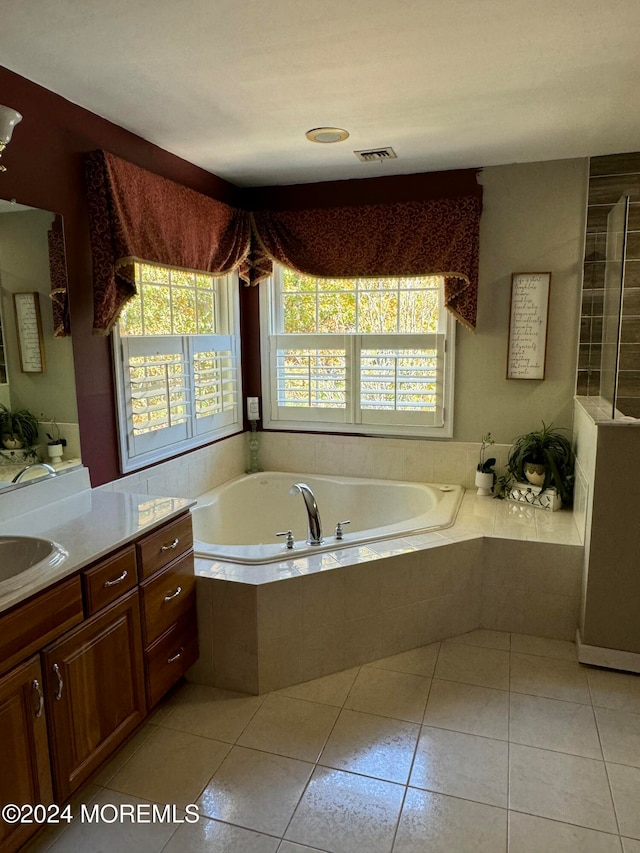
[0,198,81,492]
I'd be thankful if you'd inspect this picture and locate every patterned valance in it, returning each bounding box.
[249,191,482,329]
[85,151,482,332]
[85,150,251,334]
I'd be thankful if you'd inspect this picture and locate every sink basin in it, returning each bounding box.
[0,536,68,583]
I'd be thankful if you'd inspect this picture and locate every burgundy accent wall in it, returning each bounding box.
[0,65,241,486]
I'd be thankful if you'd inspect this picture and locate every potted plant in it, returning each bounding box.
[507,422,575,505]
[475,432,496,496]
[42,414,67,461]
[0,404,39,451]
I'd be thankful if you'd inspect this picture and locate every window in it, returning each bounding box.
[113,263,242,471]
[260,265,455,437]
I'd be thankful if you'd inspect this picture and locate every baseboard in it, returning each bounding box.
[576,629,640,673]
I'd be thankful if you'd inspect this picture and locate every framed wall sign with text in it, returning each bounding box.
[13,292,46,373]
[506,272,551,380]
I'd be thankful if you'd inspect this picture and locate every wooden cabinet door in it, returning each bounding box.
[42,590,146,802]
[0,656,53,853]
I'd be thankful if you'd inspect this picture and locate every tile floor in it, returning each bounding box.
[26,629,640,853]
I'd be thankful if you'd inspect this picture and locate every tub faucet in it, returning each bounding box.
[289,482,323,545]
[11,462,57,484]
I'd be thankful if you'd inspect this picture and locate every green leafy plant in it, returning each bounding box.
[0,404,40,449]
[477,432,496,473]
[506,422,575,505]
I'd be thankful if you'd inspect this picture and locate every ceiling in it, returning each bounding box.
[2,1,640,187]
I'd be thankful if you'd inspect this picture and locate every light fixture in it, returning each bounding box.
[0,105,23,172]
[305,127,349,144]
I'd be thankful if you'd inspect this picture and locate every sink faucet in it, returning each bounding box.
[11,462,57,484]
[289,482,323,545]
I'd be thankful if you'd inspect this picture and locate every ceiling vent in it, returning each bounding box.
[354,147,397,162]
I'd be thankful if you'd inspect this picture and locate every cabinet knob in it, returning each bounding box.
[32,679,44,718]
[163,586,182,603]
[52,663,63,701]
[103,569,128,588]
[167,648,184,664]
[161,538,179,552]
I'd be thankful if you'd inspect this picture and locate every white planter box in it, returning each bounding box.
[507,482,562,511]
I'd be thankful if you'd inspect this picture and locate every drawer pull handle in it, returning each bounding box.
[32,679,44,718]
[52,663,63,701]
[163,586,183,603]
[167,648,184,664]
[161,538,179,552]
[103,569,128,588]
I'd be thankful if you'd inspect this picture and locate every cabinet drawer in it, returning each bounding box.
[82,546,137,616]
[0,577,83,677]
[144,609,198,708]
[136,513,193,580]
[140,552,196,646]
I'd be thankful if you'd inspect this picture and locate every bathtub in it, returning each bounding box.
[192,471,463,565]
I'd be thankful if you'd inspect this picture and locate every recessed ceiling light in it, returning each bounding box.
[305,127,350,144]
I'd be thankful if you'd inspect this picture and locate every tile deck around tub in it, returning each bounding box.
[194,490,581,585]
[26,630,640,853]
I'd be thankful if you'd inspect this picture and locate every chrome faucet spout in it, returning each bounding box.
[11,462,57,484]
[289,482,323,545]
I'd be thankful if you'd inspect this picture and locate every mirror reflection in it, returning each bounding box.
[0,199,81,490]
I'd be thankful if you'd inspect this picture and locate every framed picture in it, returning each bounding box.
[506,272,551,380]
[13,292,46,373]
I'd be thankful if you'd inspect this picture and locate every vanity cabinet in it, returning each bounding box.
[0,657,53,853]
[0,509,198,849]
[41,590,146,802]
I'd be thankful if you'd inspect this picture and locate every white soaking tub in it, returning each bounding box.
[192,471,463,565]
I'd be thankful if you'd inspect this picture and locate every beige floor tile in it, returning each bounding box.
[596,707,640,768]
[344,667,431,723]
[623,839,640,852]
[285,766,405,853]
[423,679,509,740]
[161,684,265,743]
[410,726,508,807]
[448,629,511,651]
[365,643,440,677]
[435,642,510,690]
[198,746,313,836]
[509,743,617,833]
[510,633,577,661]
[393,787,507,853]
[277,668,359,707]
[237,693,339,762]
[319,708,420,784]
[278,843,331,853]
[607,761,640,840]
[90,724,156,786]
[22,783,101,853]
[508,812,623,853]
[510,693,602,759]
[588,668,640,714]
[46,790,180,853]
[162,816,280,853]
[510,653,591,704]
[106,727,230,810]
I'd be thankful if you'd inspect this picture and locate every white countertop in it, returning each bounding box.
[0,488,194,614]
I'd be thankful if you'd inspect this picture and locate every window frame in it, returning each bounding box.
[260,266,455,438]
[113,266,243,473]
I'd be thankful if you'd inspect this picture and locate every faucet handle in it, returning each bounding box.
[334,520,351,540]
[276,530,295,549]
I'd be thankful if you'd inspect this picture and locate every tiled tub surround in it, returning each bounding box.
[191,493,583,695]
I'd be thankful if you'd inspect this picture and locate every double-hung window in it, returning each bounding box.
[113,263,242,472]
[261,265,455,437]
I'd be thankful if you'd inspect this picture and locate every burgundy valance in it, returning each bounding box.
[85,150,251,334]
[48,219,70,337]
[249,191,482,330]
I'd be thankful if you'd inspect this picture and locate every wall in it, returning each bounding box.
[578,152,640,415]
[0,209,78,421]
[0,65,241,486]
